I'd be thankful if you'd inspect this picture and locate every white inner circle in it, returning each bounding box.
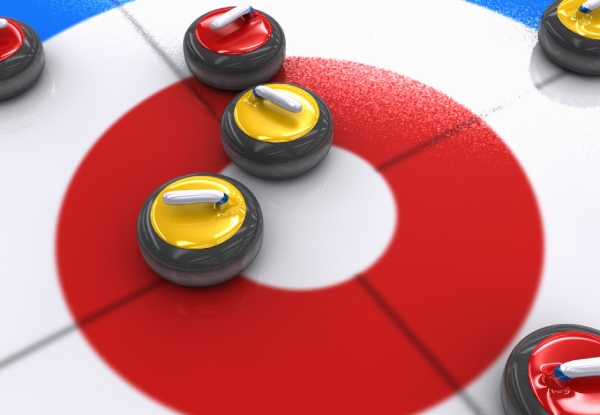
[221,145,397,290]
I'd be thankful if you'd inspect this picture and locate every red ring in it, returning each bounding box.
[57,57,543,414]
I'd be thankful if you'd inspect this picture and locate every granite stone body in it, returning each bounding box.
[183,10,285,90]
[137,173,263,287]
[221,84,334,180]
[0,19,45,100]
[501,324,600,415]
[539,0,600,75]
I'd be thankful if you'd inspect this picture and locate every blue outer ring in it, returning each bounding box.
[4,1,543,43]
[5,0,547,43]
[3,0,133,41]
[466,0,548,29]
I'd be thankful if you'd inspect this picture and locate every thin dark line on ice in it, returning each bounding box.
[0,280,163,372]
[356,275,485,415]
[377,71,565,172]
[533,71,566,90]
[376,114,484,171]
[110,0,221,122]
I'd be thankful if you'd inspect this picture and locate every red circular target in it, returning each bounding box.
[57,58,543,414]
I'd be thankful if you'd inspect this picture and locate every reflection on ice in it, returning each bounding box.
[530,42,600,108]
[0,68,56,132]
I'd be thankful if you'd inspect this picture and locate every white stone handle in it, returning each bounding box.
[580,0,600,13]
[253,85,303,113]
[555,357,600,380]
[210,5,254,30]
[162,190,228,205]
